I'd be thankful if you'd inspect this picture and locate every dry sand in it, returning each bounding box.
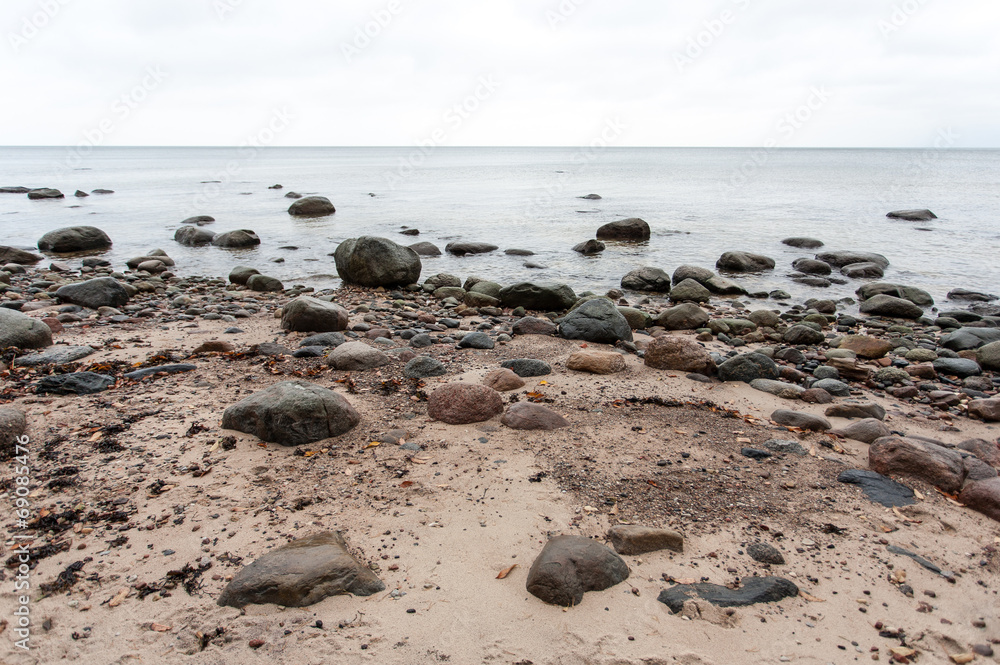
[2,298,999,665]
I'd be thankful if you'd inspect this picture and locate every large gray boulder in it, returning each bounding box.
[288,196,336,217]
[669,278,711,303]
[596,218,650,241]
[334,236,421,287]
[620,267,671,292]
[174,225,216,246]
[0,246,43,264]
[0,308,53,349]
[55,277,130,309]
[217,532,384,608]
[499,282,576,311]
[37,226,112,253]
[858,294,923,319]
[281,297,349,332]
[856,282,934,307]
[221,380,360,446]
[716,252,775,273]
[559,299,633,344]
[718,353,779,383]
[525,536,629,607]
[816,251,889,269]
[212,230,261,248]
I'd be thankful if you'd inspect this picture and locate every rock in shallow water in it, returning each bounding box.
[526,536,630,607]
[858,294,923,319]
[596,217,649,241]
[217,531,385,608]
[288,196,336,217]
[221,380,360,446]
[716,251,775,273]
[335,236,422,287]
[37,225,112,253]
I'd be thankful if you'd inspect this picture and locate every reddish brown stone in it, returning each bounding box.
[839,335,892,359]
[566,350,626,375]
[428,383,503,424]
[959,477,1000,522]
[41,317,63,333]
[501,403,569,431]
[969,399,1000,422]
[958,439,1000,468]
[868,436,966,493]
[644,336,715,374]
[800,388,834,404]
[482,368,525,392]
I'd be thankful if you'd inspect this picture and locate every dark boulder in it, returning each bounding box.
[559,298,633,344]
[887,209,936,221]
[782,237,824,249]
[288,196,336,217]
[596,218,650,241]
[816,251,889,269]
[212,230,261,248]
[572,239,605,254]
[36,372,114,395]
[658,577,798,613]
[334,236,422,287]
[526,536,629,607]
[716,251,775,273]
[27,188,64,200]
[445,242,498,255]
[717,353,779,383]
[174,225,216,246]
[55,277,130,309]
[408,241,442,256]
[37,226,112,253]
[837,469,915,507]
[500,282,576,311]
[0,246,43,264]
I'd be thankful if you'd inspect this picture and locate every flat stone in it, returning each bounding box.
[35,372,114,395]
[837,469,915,507]
[607,525,683,555]
[500,359,552,377]
[763,439,808,456]
[750,379,805,399]
[566,350,626,375]
[825,402,886,421]
[501,403,569,431]
[217,532,384,608]
[658,577,798,613]
[15,345,94,366]
[771,410,832,431]
[124,364,197,381]
[829,418,891,444]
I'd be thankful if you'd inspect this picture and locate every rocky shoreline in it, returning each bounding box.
[2,213,1000,664]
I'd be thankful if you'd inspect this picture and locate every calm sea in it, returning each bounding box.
[1,146,998,307]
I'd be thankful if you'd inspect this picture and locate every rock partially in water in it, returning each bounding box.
[886,209,936,221]
[782,237,824,249]
[620,266,671,292]
[716,251,775,273]
[27,188,64,200]
[335,236,422,287]
[445,242,498,255]
[858,294,923,319]
[175,225,216,246]
[212,230,261,248]
[37,226,112,253]
[288,196,336,217]
[596,217,650,241]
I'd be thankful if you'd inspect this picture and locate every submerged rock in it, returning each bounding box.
[596,217,650,241]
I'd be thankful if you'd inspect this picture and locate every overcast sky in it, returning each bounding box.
[2,0,998,147]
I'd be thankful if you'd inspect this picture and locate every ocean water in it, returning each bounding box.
[1,146,998,307]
